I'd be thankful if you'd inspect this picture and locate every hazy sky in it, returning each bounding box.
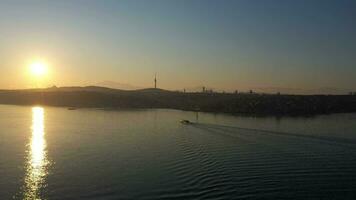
[0,0,355,93]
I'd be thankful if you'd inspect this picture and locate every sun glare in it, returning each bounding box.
[29,62,48,76]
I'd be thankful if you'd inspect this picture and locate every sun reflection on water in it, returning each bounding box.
[24,107,49,200]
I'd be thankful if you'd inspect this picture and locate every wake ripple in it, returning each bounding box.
[150,123,356,199]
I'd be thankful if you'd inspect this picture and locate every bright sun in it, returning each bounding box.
[29,61,48,77]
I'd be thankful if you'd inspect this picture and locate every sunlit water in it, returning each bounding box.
[0,105,355,199]
[23,107,49,200]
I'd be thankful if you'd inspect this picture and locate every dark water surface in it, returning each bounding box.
[1,105,356,199]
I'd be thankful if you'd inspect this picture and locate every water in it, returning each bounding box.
[1,105,356,199]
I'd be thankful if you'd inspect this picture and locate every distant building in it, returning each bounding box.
[154,73,157,89]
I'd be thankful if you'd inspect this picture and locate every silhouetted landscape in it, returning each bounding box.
[1,86,356,116]
[2,1,356,199]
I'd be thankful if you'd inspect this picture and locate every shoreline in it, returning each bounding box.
[1,86,356,117]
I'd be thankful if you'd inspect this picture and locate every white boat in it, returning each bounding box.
[180,120,193,125]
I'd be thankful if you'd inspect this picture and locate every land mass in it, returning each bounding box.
[0,86,356,116]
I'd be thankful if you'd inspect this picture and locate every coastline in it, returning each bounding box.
[1,86,356,117]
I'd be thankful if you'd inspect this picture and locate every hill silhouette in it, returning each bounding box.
[0,86,356,116]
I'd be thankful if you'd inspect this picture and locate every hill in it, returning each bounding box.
[0,86,356,116]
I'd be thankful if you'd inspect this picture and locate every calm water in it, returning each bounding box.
[1,105,356,199]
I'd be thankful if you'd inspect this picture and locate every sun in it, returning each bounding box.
[29,61,48,77]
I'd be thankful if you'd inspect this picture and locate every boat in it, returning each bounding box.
[180,120,193,125]
[68,107,77,110]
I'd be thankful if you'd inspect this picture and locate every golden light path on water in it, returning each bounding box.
[24,107,49,200]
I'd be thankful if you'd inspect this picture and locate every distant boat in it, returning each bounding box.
[180,120,193,125]
[68,107,77,110]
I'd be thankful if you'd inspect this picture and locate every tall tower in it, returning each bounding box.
[154,73,157,89]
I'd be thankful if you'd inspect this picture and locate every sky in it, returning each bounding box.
[0,0,355,94]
